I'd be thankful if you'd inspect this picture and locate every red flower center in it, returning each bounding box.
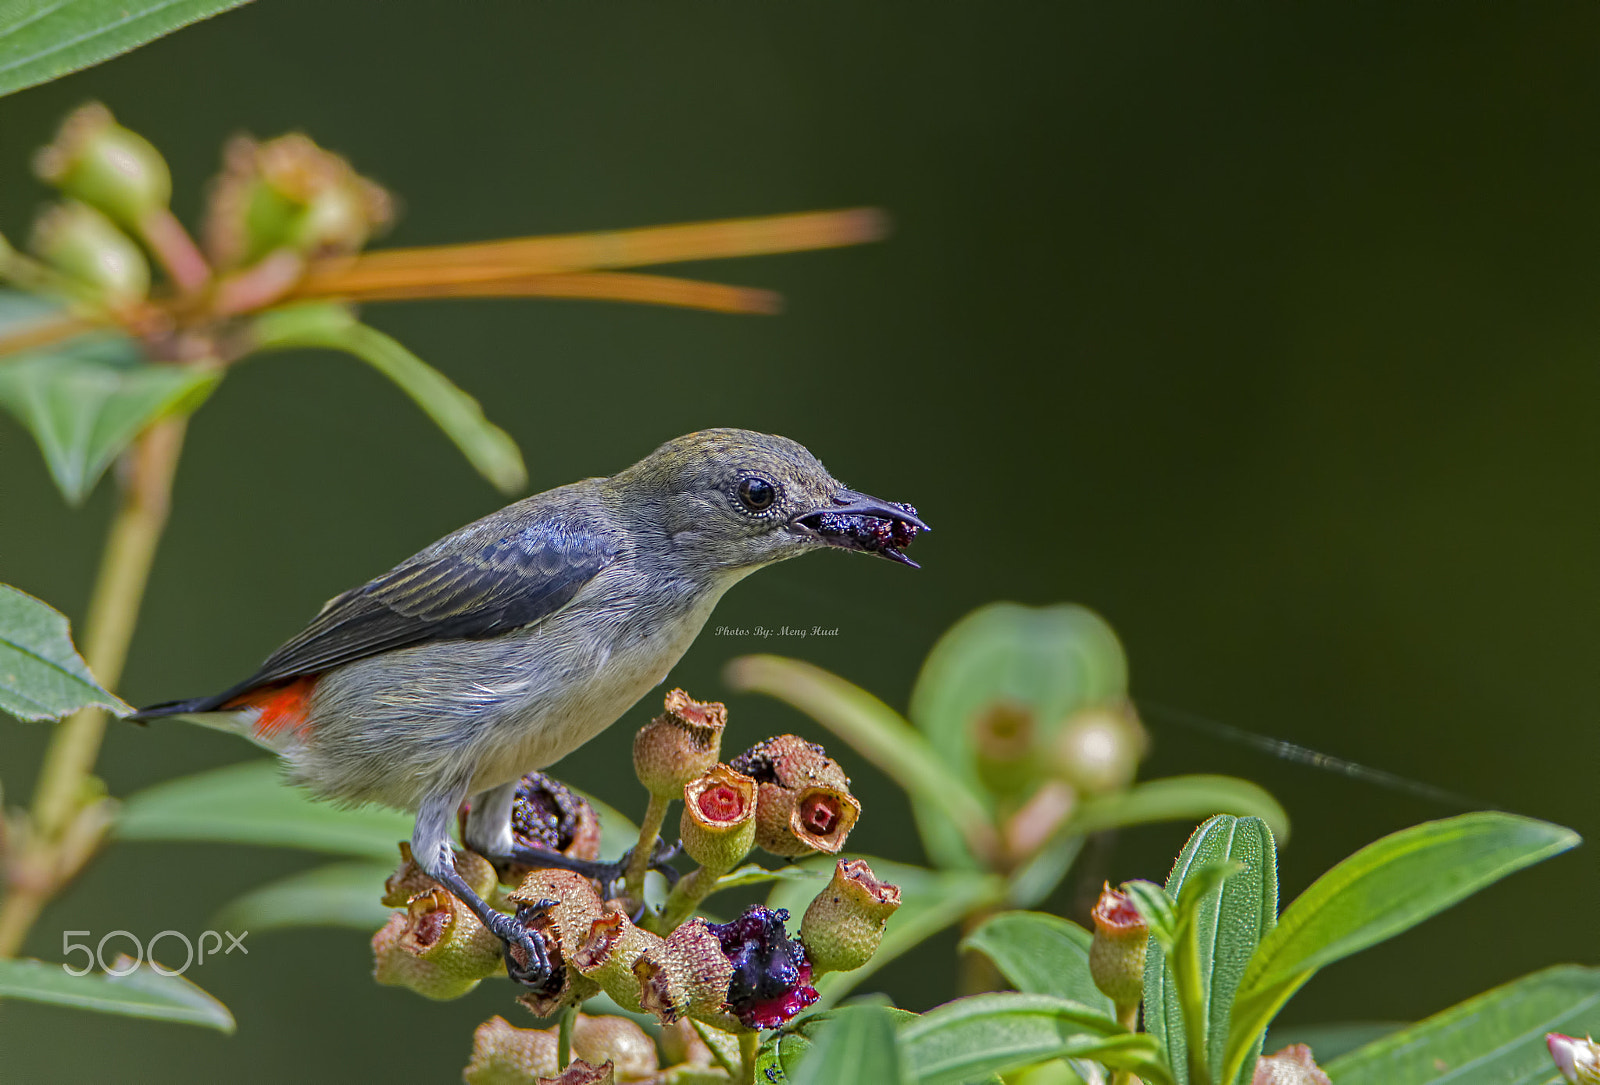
[800,794,839,835]
[698,784,745,822]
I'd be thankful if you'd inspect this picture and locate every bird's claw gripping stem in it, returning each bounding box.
[430,851,554,989]
[491,900,556,989]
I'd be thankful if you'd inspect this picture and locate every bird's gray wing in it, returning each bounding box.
[234,512,620,691]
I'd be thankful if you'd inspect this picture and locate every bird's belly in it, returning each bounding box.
[296,583,729,807]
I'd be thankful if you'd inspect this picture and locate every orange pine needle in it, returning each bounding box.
[291,207,886,299]
[309,271,781,314]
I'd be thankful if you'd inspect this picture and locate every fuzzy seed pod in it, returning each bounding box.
[464,1016,559,1084]
[571,1015,658,1082]
[800,859,901,975]
[730,734,849,791]
[730,735,860,856]
[571,903,665,1013]
[656,1018,715,1069]
[504,870,606,1015]
[30,201,149,304]
[1052,702,1148,796]
[539,1062,614,1085]
[371,889,503,1001]
[707,905,819,1030]
[757,781,861,858]
[634,919,735,1024]
[679,764,758,873]
[632,689,727,800]
[1090,883,1149,1012]
[202,132,392,267]
[34,104,172,230]
[1252,1043,1332,1085]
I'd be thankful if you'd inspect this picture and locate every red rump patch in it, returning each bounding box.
[225,677,317,739]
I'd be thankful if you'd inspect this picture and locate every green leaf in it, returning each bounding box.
[0,957,233,1031]
[1324,965,1600,1085]
[960,911,1113,1017]
[713,863,817,891]
[0,293,219,504]
[789,1002,907,1085]
[1067,776,1290,845]
[1144,817,1278,1085]
[215,861,395,933]
[1003,832,1085,909]
[116,759,411,858]
[767,855,1006,1007]
[0,0,255,97]
[899,992,1171,1085]
[0,582,129,721]
[725,655,998,867]
[249,303,526,493]
[1221,812,1581,1085]
[756,1007,921,1084]
[906,603,1128,869]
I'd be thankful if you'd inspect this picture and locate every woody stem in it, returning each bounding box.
[0,417,187,957]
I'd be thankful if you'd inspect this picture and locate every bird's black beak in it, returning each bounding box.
[789,488,929,567]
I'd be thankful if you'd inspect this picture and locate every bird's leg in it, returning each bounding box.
[462,781,681,899]
[414,785,554,988]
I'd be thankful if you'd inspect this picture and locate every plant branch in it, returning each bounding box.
[622,793,670,913]
[0,415,187,957]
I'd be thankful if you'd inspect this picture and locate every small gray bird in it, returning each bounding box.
[133,428,925,983]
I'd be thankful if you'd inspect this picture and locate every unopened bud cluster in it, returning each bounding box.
[366,689,899,1083]
[21,102,392,317]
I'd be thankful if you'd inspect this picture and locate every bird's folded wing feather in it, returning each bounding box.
[237,512,621,690]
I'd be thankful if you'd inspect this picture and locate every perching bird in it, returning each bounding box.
[132,428,926,984]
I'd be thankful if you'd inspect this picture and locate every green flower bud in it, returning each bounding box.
[571,902,665,1013]
[632,688,726,800]
[463,1015,652,1085]
[29,201,149,304]
[203,132,392,267]
[1253,1043,1331,1085]
[34,104,172,230]
[371,888,503,1000]
[1089,883,1147,1012]
[1052,702,1148,795]
[634,919,734,1024]
[799,859,901,975]
[679,764,757,873]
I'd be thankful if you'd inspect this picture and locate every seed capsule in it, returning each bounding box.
[799,859,901,975]
[679,764,758,873]
[632,689,727,800]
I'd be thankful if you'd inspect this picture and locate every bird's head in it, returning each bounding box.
[607,428,928,574]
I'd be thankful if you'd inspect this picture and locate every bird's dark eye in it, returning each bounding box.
[737,475,778,513]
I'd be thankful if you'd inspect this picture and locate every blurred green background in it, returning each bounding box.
[2,2,1597,1080]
